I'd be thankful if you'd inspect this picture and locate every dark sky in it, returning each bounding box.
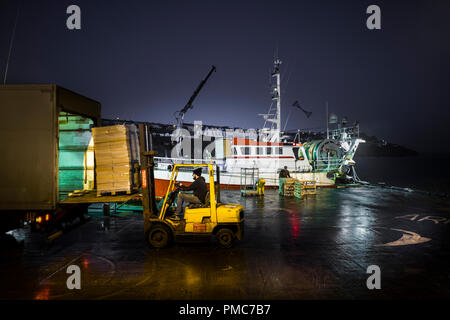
[1,0,449,152]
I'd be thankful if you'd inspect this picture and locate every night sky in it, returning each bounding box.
[1,0,449,153]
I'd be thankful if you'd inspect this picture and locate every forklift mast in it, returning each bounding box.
[216,166,220,204]
[138,124,157,232]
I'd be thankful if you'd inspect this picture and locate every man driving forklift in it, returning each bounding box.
[139,124,244,248]
[174,168,207,217]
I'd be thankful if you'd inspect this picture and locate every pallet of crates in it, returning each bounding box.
[92,124,140,197]
[282,178,297,197]
[301,180,317,196]
[294,181,303,199]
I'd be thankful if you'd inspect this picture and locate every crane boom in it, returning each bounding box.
[175,65,216,127]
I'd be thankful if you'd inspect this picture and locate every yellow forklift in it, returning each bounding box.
[139,124,244,248]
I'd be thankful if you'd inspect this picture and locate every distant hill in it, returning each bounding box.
[356,133,418,157]
[289,131,418,157]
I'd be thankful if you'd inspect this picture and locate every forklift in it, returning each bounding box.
[139,124,244,248]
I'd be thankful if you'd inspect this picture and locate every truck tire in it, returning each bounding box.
[147,225,171,248]
[216,228,234,248]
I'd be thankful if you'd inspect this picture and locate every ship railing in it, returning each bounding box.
[329,126,359,140]
[154,157,224,166]
[311,159,344,172]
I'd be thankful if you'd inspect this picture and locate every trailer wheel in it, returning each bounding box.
[147,225,171,248]
[216,228,234,248]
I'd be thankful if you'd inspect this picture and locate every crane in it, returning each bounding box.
[174,65,216,130]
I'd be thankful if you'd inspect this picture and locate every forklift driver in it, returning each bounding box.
[174,168,208,217]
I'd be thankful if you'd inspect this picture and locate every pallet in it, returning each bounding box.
[61,191,138,204]
[93,124,140,197]
[97,189,133,197]
[68,190,91,198]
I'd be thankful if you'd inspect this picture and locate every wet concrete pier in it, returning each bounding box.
[1,187,449,300]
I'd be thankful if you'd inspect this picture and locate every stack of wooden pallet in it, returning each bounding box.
[282,178,298,197]
[92,124,140,196]
[302,180,317,195]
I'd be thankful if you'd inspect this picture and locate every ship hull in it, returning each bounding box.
[153,168,334,197]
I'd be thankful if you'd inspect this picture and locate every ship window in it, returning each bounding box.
[277,147,283,155]
[233,147,237,155]
[256,147,262,155]
[241,147,251,155]
[266,147,272,155]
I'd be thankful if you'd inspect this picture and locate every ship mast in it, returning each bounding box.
[274,59,282,138]
[259,59,282,142]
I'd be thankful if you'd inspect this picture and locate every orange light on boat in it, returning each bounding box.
[45,214,50,221]
[36,216,42,223]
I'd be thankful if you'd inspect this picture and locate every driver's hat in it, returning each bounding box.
[193,168,202,176]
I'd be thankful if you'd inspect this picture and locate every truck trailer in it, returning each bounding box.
[0,85,244,248]
[0,85,101,232]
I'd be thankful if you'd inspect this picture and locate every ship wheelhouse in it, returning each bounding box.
[227,138,312,174]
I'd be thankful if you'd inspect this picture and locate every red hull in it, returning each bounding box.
[154,178,335,197]
[154,178,275,197]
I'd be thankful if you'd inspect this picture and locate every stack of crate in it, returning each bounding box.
[302,180,317,195]
[92,124,140,196]
[294,180,317,199]
[282,178,298,197]
[294,181,303,199]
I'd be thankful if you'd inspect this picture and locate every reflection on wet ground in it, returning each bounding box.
[1,187,449,299]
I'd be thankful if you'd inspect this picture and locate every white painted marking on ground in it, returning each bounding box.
[382,229,431,247]
[394,214,450,225]
[417,216,448,224]
[395,214,420,221]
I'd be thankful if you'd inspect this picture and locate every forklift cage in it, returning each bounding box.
[159,164,221,222]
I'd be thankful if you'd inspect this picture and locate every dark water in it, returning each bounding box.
[355,154,450,196]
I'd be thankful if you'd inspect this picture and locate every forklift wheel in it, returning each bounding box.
[216,228,234,248]
[147,225,171,248]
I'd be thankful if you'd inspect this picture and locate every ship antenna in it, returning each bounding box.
[3,1,21,85]
[326,101,329,139]
[273,58,282,140]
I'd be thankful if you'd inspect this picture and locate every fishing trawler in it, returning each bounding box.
[151,60,365,196]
